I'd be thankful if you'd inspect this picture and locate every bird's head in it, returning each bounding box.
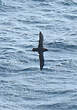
[32,48,35,51]
[32,48,38,52]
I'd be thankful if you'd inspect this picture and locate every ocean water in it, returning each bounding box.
[0,0,77,110]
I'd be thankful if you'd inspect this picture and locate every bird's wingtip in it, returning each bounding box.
[39,31,42,35]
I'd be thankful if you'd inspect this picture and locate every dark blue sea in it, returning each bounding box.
[0,0,77,109]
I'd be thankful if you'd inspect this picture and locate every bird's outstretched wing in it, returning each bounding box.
[38,32,43,48]
[39,52,44,70]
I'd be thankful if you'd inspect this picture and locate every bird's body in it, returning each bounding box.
[32,32,48,70]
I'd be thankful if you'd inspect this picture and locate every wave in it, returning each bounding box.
[36,103,68,110]
[47,41,77,52]
[0,0,2,5]
[33,88,76,96]
[59,0,76,6]
[0,3,23,12]
[64,14,77,20]
[32,0,46,2]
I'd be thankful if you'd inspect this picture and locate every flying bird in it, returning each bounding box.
[32,32,48,70]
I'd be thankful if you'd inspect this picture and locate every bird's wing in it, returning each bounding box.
[38,32,43,48]
[39,52,44,70]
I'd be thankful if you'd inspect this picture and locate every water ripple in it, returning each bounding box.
[0,0,77,110]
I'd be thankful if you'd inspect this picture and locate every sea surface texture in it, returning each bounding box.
[0,0,77,110]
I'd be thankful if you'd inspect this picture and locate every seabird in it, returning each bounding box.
[32,32,48,70]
